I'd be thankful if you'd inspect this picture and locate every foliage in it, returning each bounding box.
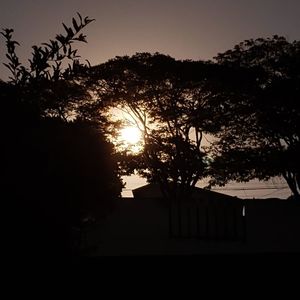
[1,13,93,84]
[1,14,123,256]
[1,13,96,122]
[88,53,221,200]
[208,36,300,198]
[2,116,123,255]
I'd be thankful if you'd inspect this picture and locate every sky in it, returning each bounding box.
[121,175,292,199]
[1,0,300,79]
[1,0,298,198]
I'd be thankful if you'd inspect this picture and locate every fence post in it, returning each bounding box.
[178,199,182,238]
[169,202,173,238]
[196,203,200,239]
[241,204,247,244]
[187,205,192,238]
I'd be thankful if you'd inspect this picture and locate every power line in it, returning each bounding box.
[122,186,289,191]
[259,189,291,198]
[212,186,289,191]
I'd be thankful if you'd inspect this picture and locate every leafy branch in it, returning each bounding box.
[1,13,95,84]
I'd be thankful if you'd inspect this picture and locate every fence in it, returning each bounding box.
[72,198,300,254]
[168,198,246,242]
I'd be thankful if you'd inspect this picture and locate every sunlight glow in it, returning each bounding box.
[120,126,142,144]
[109,107,146,154]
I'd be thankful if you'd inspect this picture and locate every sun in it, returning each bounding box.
[120,126,142,145]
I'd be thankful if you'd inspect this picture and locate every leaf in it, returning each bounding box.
[77,12,83,23]
[77,33,87,43]
[42,42,52,50]
[3,62,14,73]
[62,44,67,54]
[85,59,91,67]
[67,27,74,37]
[84,16,95,25]
[56,61,62,68]
[68,46,72,58]
[1,28,14,37]
[39,48,47,56]
[56,34,65,44]
[62,23,69,34]
[5,54,12,61]
[72,18,79,32]
[32,45,39,52]
[11,40,20,46]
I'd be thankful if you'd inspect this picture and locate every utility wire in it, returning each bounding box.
[123,186,289,191]
[259,189,291,198]
[212,186,289,191]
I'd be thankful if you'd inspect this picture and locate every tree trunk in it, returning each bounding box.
[283,171,300,200]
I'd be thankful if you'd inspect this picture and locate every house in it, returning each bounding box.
[94,184,244,249]
[132,183,245,239]
[88,183,249,255]
[132,183,239,202]
[89,184,300,255]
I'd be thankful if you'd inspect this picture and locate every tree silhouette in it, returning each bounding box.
[207,36,300,199]
[1,14,123,257]
[1,13,95,122]
[88,53,222,201]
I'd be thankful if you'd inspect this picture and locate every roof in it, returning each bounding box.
[132,183,239,201]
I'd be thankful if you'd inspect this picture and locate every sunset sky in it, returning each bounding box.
[1,0,298,198]
[1,0,300,79]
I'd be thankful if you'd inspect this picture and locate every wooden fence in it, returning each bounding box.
[71,198,300,254]
[168,198,246,242]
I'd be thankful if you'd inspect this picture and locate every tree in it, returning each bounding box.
[88,53,220,201]
[1,13,96,122]
[1,14,123,256]
[207,36,300,199]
